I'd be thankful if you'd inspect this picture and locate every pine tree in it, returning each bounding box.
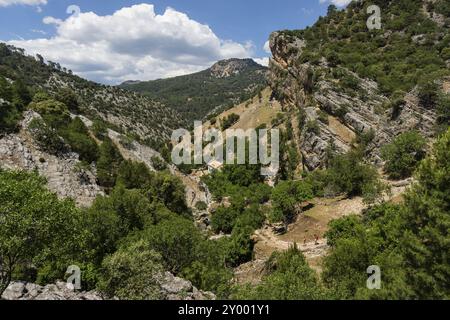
[401,128,450,299]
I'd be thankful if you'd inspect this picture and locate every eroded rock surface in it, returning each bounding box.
[268,31,439,171]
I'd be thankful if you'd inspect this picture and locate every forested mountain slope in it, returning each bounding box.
[0,43,183,149]
[120,58,267,124]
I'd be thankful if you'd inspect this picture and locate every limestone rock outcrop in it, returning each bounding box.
[0,111,103,206]
[2,273,216,301]
[268,31,439,171]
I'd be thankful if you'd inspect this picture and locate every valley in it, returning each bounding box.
[0,0,449,301]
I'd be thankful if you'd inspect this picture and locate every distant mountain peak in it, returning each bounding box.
[210,58,263,78]
[119,57,267,123]
[121,80,142,86]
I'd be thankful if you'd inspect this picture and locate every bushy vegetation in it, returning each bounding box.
[0,76,31,133]
[321,129,448,299]
[27,92,101,164]
[435,93,450,134]
[202,164,272,271]
[233,246,327,300]
[325,150,382,197]
[0,101,22,134]
[97,240,164,300]
[28,118,69,155]
[232,128,450,300]
[96,137,124,189]
[381,131,427,179]
[301,149,387,203]
[59,117,99,163]
[271,180,313,222]
[0,170,86,296]
[221,113,240,130]
[325,129,450,299]
[0,162,234,298]
[289,0,450,97]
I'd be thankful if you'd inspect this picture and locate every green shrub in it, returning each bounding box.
[91,119,108,140]
[211,206,240,234]
[225,225,254,267]
[321,131,450,301]
[195,201,208,211]
[0,102,22,133]
[326,150,381,197]
[140,216,202,273]
[31,91,51,103]
[435,0,450,16]
[436,93,450,134]
[232,246,326,299]
[96,138,124,189]
[98,240,164,300]
[29,99,69,117]
[151,155,167,171]
[340,73,359,91]
[0,170,85,296]
[335,105,349,121]
[221,113,240,130]
[418,81,439,108]
[234,205,265,231]
[0,77,13,102]
[59,117,99,163]
[317,110,329,124]
[55,88,79,113]
[146,172,188,215]
[11,79,31,109]
[28,118,68,155]
[306,120,320,134]
[116,160,152,189]
[381,131,426,179]
[271,180,314,222]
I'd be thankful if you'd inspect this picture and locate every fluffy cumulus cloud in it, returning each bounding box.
[319,0,353,7]
[7,4,265,84]
[254,41,271,67]
[0,0,46,7]
[253,57,269,67]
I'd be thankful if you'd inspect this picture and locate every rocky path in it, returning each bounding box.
[250,178,411,276]
[253,227,329,260]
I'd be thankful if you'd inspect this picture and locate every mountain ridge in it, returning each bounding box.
[0,43,183,150]
[119,58,268,124]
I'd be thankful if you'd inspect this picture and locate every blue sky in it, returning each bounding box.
[0,0,350,83]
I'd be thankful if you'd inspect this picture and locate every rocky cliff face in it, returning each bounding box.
[268,31,440,170]
[210,58,264,78]
[0,111,103,207]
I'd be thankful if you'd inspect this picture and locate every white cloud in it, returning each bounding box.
[254,41,271,67]
[319,0,353,7]
[6,4,255,84]
[42,16,62,25]
[0,0,47,7]
[253,57,269,67]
